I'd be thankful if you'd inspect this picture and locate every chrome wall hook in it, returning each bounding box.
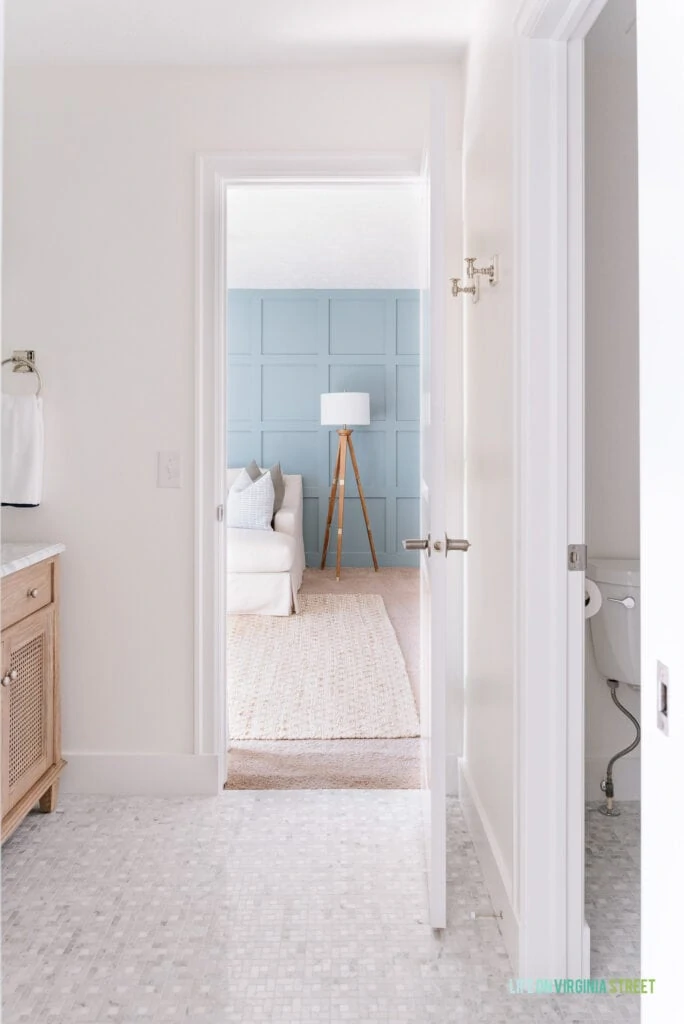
[451,277,479,303]
[465,255,499,286]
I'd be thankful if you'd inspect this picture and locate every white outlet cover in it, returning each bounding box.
[157,450,181,488]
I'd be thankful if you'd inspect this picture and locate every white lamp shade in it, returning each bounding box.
[320,392,370,426]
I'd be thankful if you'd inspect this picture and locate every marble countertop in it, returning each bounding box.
[1,542,66,578]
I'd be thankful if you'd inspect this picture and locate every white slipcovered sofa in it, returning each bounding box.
[226,468,305,615]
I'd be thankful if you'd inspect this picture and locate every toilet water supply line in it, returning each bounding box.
[599,679,641,816]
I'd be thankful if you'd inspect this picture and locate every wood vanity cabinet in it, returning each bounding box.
[0,557,65,841]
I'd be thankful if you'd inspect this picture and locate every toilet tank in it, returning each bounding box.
[587,558,640,686]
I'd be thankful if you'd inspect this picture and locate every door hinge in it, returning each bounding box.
[568,543,587,571]
[217,504,225,522]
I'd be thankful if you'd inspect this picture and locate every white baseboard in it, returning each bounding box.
[61,754,221,796]
[446,753,460,796]
[585,755,640,802]
[458,758,519,967]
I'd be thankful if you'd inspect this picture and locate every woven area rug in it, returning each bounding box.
[227,593,419,740]
[224,739,421,790]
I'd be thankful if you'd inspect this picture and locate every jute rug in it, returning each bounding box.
[227,593,419,740]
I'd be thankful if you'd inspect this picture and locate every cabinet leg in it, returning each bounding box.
[39,782,59,814]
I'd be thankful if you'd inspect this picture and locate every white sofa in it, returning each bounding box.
[226,468,305,615]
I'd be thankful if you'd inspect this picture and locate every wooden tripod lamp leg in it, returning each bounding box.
[320,437,342,569]
[335,431,349,581]
[348,432,379,572]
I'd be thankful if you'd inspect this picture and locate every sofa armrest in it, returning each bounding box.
[274,474,302,538]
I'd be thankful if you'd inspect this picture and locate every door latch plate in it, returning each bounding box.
[568,544,587,571]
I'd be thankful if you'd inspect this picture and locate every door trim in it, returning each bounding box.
[194,151,425,784]
[514,0,608,978]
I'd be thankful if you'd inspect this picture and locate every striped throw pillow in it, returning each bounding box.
[226,469,275,530]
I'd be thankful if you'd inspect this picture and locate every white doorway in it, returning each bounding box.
[222,181,425,794]
[195,133,465,929]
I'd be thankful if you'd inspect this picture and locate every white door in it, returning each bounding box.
[404,94,468,929]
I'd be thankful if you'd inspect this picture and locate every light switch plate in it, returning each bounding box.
[157,450,181,489]
[657,660,669,735]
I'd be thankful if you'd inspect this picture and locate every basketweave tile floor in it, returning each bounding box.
[585,801,640,981]
[2,792,639,1024]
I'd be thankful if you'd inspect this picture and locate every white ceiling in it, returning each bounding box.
[5,0,472,66]
[225,185,423,289]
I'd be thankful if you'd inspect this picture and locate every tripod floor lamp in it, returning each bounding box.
[320,392,379,580]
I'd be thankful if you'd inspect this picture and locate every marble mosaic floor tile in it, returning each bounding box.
[2,792,639,1023]
[585,801,640,980]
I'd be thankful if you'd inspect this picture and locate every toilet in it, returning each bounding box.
[586,557,640,815]
[587,558,640,687]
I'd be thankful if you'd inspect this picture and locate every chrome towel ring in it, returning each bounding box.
[1,356,43,397]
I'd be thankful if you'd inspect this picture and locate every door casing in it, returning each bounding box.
[194,149,456,789]
[514,0,610,978]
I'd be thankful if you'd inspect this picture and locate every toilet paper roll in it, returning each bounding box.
[584,579,603,619]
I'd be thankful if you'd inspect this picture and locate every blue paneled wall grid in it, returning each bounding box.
[227,289,420,567]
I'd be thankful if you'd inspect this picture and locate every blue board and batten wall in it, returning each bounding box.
[226,289,420,567]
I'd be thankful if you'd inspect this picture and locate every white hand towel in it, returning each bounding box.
[1,394,44,507]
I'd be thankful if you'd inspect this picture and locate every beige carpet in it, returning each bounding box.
[227,593,419,740]
[224,738,421,790]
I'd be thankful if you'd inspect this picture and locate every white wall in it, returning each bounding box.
[586,0,639,560]
[225,185,423,289]
[460,0,516,924]
[1,63,462,785]
[584,0,640,800]
[637,1,684,1018]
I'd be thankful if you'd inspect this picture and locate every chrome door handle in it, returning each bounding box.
[607,596,636,609]
[1,670,17,687]
[433,535,471,555]
[403,535,431,555]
